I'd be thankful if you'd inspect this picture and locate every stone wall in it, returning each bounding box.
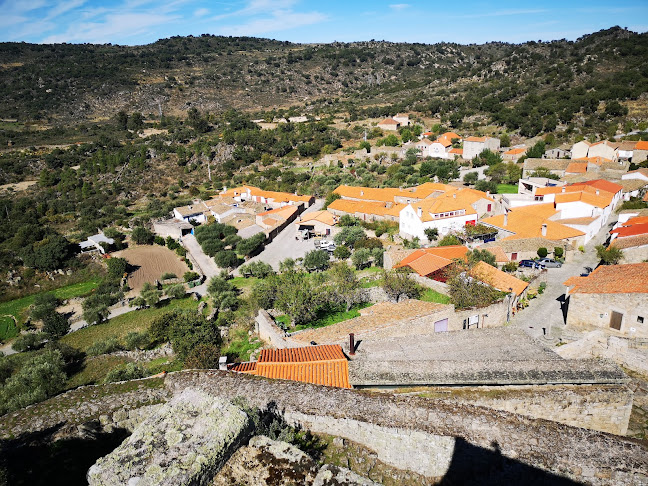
[165,371,648,485]
[255,310,300,349]
[454,298,511,330]
[567,293,648,338]
[408,384,633,435]
[410,274,450,294]
[621,245,648,263]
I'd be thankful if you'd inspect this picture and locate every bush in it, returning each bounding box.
[333,245,351,260]
[537,247,548,258]
[554,247,564,259]
[183,271,200,282]
[161,272,177,280]
[502,261,518,273]
[12,332,47,352]
[424,228,439,241]
[184,343,222,369]
[381,270,423,302]
[31,293,59,321]
[338,215,360,226]
[87,337,122,356]
[175,246,187,257]
[437,234,461,247]
[106,257,129,279]
[0,350,67,415]
[538,282,547,295]
[596,245,623,265]
[104,363,148,383]
[165,284,186,300]
[354,237,383,250]
[124,331,151,350]
[169,312,222,360]
[154,236,165,246]
[240,261,274,278]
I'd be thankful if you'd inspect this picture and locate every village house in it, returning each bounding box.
[392,113,411,126]
[469,261,529,309]
[173,202,209,224]
[544,147,570,159]
[229,345,351,389]
[563,263,648,338]
[294,210,339,239]
[462,136,501,161]
[503,146,527,162]
[570,140,591,160]
[618,178,648,201]
[633,141,648,163]
[377,118,400,131]
[587,140,618,161]
[220,186,315,209]
[480,237,569,263]
[610,215,648,263]
[614,141,639,161]
[255,205,299,237]
[622,167,648,182]
[522,158,572,178]
[480,204,586,249]
[79,232,115,254]
[328,199,404,222]
[393,245,470,281]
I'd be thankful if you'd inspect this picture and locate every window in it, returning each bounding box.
[638,316,645,324]
[511,252,518,261]
[487,204,492,212]
[535,196,544,201]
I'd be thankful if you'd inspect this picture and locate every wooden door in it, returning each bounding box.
[610,311,623,331]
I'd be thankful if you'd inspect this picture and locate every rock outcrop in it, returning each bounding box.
[87,388,251,486]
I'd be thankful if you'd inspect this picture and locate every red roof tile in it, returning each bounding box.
[564,263,648,294]
[611,222,648,238]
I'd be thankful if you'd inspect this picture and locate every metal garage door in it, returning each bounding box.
[434,319,449,332]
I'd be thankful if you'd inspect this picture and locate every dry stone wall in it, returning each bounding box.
[165,371,648,485]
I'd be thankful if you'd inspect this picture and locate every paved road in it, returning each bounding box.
[511,212,618,341]
[181,234,221,279]
[236,200,325,272]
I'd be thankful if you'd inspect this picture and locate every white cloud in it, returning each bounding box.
[221,9,327,36]
[45,0,87,20]
[389,4,410,11]
[461,9,548,19]
[194,8,210,17]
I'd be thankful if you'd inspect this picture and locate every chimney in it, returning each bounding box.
[561,186,566,192]
[417,207,422,217]
[486,191,490,197]
[503,212,508,226]
[596,189,600,195]
[349,333,355,356]
[219,356,228,371]
[453,193,456,199]
[541,223,547,237]
[360,190,364,196]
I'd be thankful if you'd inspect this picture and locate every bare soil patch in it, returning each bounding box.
[113,245,189,294]
[0,181,37,193]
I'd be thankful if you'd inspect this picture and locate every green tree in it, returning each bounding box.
[106,257,129,279]
[31,293,59,321]
[474,180,498,194]
[468,249,497,268]
[324,192,342,209]
[279,258,296,273]
[11,332,47,352]
[334,226,366,248]
[303,249,330,272]
[338,214,360,226]
[207,276,239,313]
[499,133,511,147]
[554,247,564,259]
[596,245,623,265]
[333,245,351,260]
[463,172,478,185]
[214,250,240,269]
[380,270,423,302]
[169,312,222,360]
[236,233,266,257]
[165,284,186,300]
[0,350,67,415]
[351,248,372,270]
[537,247,548,258]
[43,312,70,340]
[437,234,462,247]
[326,263,362,311]
[131,226,154,245]
[526,140,546,159]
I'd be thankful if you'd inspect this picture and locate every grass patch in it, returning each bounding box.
[496,184,518,194]
[61,297,199,352]
[420,288,452,304]
[292,302,373,331]
[0,277,103,341]
[65,355,134,389]
[223,326,262,362]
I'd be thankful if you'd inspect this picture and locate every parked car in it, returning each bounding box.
[537,258,562,268]
[519,259,545,269]
[580,266,593,277]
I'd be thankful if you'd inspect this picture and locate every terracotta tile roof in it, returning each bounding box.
[378,118,399,125]
[296,210,338,226]
[565,162,588,174]
[611,222,648,238]
[625,216,648,225]
[333,185,412,203]
[449,148,463,155]
[635,141,648,151]
[573,156,612,165]
[470,261,529,296]
[482,246,509,262]
[512,203,559,219]
[328,199,404,218]
[432,138,452,147]
[258,205,298,219]
[614,141,638,151]
[439,132,461,142]
[465,136,486,142]
[610,233,648,250]
[579,179,623,194]
[239,345,352,389]
[221,186,313,203]
[564,263,648,294]
[290,301,451,345]
[228,362,257,373]
[504,147,527,155]
[411,197,477,222]
[395,245,469,276]
[554,191,612,209]
[417,138,434,146]
[481,207,584,241]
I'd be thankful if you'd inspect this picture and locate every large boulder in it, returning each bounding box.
[87,388,251,486]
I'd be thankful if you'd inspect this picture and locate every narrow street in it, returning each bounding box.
[511,212,619,341]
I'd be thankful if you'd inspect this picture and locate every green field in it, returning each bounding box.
[61,297,199,352]
[281,302,373,332]
[0,277,103,341]
[496,184,519,194]
[420,288,452,304]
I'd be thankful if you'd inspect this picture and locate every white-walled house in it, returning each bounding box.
[622,168,648,182]
[173,203,208,224]
[399,202,476,241]
[462,136,501,161]
[570,141,591,160]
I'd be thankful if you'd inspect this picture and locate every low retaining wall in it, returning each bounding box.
[165,371,648,485]
[255,310,300,349]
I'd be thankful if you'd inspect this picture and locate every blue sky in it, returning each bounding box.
[1,0,647,46]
